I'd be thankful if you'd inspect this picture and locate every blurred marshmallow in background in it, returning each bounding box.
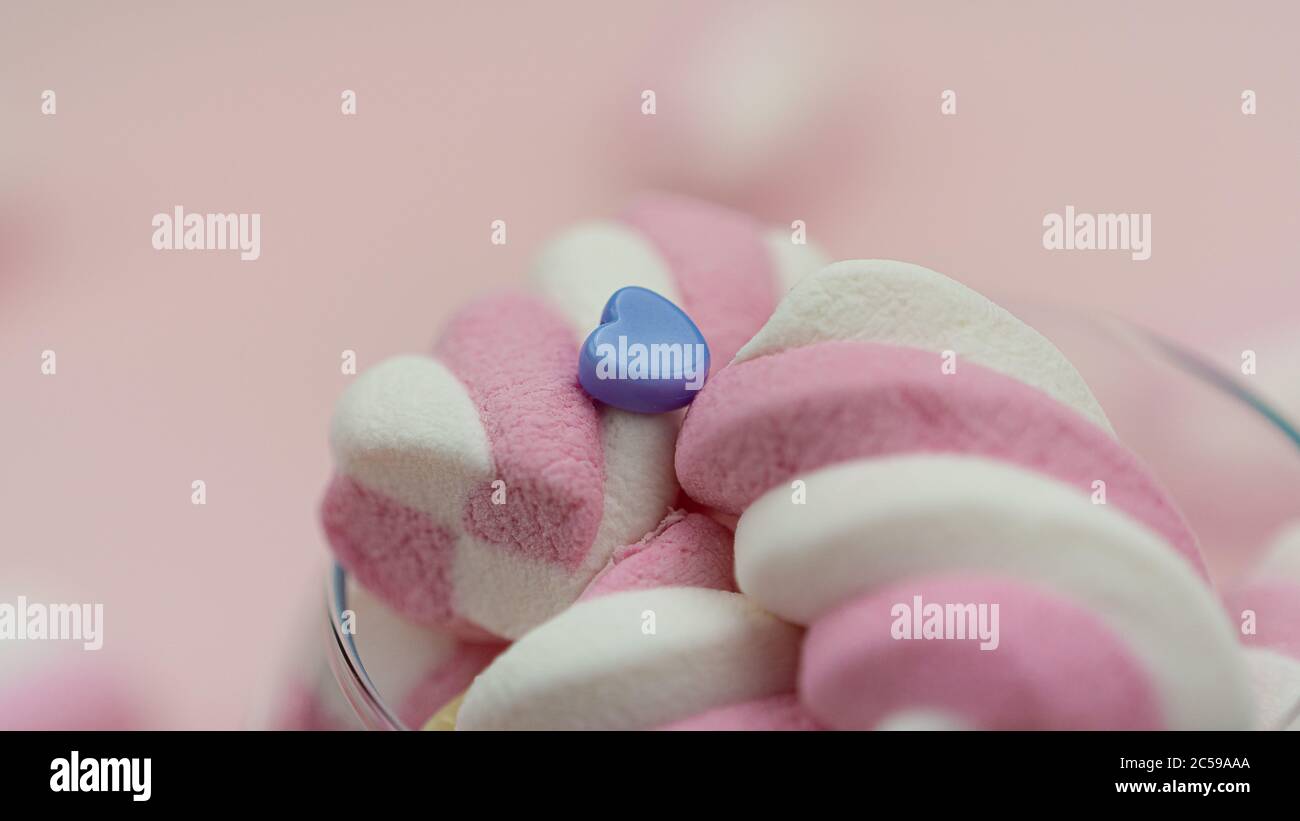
[0,575,145,730]
[615,3,865,216]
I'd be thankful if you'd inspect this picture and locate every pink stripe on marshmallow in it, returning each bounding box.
[435,292,605,569]
[580,511,737,600]
[321,474,463,628]
[800,576,1166,730]
[676,341,1205,578]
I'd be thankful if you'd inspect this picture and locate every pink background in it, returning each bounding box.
[2,1,1298,727]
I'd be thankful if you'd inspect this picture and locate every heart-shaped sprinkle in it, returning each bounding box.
[578,287,711,413]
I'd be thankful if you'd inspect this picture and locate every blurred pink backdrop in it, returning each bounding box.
[2,1,1298,727]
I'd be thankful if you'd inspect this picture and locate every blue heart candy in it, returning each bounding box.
[578,286,711,414]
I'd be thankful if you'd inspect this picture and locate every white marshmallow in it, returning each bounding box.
[457,588,802,730]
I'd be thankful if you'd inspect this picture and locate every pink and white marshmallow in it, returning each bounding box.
[452,506,819,730]
[322,195,825,640]
[674,260,1250,729]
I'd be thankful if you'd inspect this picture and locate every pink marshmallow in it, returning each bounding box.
[580,511,737,600]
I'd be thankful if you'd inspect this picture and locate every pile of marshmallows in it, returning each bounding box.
[318,193,1300,731]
